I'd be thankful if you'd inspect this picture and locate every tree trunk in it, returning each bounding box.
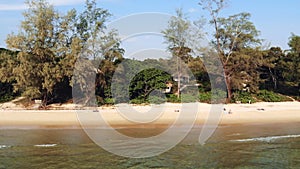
[225,72,232,103]
[177,65,181,99]
[41,93,48,109]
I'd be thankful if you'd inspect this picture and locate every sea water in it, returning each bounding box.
[0,123,299,169]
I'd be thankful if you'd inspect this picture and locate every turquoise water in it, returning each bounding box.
[0,123,300,169]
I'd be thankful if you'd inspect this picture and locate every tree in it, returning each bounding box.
[5,0,113,106]
[228,48,263,93]
[6,0,64,105]
[187,56,210,91]
[70,0,123,105]
[111,59,145,103]
[76,0,111,60]
[95,39,124,103]
[259,47,284,91]
[288,33,300,54]
[0,48,19,102]
[162,9,203,98]
[199,0,261,101]
[0,48,17,83]
[278,34,300,96]
[129,68,172,101]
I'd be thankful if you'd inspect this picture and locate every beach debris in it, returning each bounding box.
[223,108,232,114]
[174,109,180,112]
[257,108,265,111]
[32,99,42,109]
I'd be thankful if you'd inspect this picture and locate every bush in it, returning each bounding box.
[257,90,292,102]
[232,91,256,103]
[199,92,211,103]
[148,95,166,104]
[130,98,147,104]
[0,82,17,103]
[181,94,198,103]
[211,89,227,103]
[104,98,115,105]
[0,94,14,103]
[166,94,181,103]
[97,96,116,105]
[199,89,227,103]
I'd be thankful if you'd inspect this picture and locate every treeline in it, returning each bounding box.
[0,0,300,106]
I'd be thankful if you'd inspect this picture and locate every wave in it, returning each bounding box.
[231,134,300,143]
[34,144,57,147]
[0,145,10,149]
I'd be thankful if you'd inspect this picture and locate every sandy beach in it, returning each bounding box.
[0,101,299,128]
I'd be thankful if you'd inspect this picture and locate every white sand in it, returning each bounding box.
[0,102,299,128]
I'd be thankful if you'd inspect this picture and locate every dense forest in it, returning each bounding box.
[1,0,300,107]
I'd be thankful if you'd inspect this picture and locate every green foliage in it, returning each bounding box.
[166,94,181,103]
[1,0,300,107]
[0,83,16,103]
[256,90,292,102]
[4,0,116,106]
[199,92,211,103]
[181,94,198,103]
[0,95,14,103]
[129,68,172,100]
[232,91,256,103]
[259,47,283,91]
[148,95,167,104]
[215,13,261,52]
[6,0,73,105]
[0,48,17,83]
[211,89,227,103]
[104,98,115,105]
[130,98,147,105]
[200,0,262,101]
[0,49,19,103]
[162,8,193,53]
[199,89,227,103]
[277,34,300,94]
[96,96,115,105]
[288,33,300,53]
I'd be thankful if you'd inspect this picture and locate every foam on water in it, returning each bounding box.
[34,144,57,147]
[231,134,300,142]
[0,145,10,149]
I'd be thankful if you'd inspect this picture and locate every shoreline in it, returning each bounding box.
[0,102,299,129]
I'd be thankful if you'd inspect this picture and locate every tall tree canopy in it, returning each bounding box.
[162,9,205,97]
[280,34,300,95]
[5,0,115,106]
[199,0,261,101]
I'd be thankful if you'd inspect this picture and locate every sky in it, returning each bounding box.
[0,0,300,52]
